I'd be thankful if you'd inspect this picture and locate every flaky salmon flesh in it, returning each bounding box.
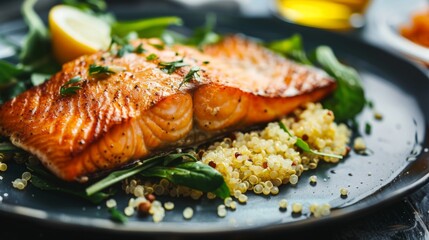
[0,35,336,182]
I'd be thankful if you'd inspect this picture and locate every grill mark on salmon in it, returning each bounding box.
[0,35,336,181]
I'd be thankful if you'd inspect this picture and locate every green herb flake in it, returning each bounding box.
[146,53,158,61]
[88,64,117,77]
[116,44,134,57]
[278,121,343,159]
[366,99,374,109]
[159,59,188,74]
[108,207,128,224]
[134,43,146,54]
[202,61,210,64]
[179,66,201,89]
[150,43,165,50]
[60,76,82,96]
[365,122,372,135]
[0,141,23,152]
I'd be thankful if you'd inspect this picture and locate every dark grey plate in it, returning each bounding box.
[0,10,428,238]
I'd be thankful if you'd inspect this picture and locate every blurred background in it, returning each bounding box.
[1,0,428,67]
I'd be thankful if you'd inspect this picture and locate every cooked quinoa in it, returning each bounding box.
[123,102,351,202]
[201,102,351,196]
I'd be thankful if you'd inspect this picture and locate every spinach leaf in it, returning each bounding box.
[85,153,193,196]
[266,35,365,122]
[316,46,366,122]
[30,174,112,204]
[28,164,114,204]
[19,0,50,65]
[266,34,311,64]
[111,17,183,38]
[140,161,230,199]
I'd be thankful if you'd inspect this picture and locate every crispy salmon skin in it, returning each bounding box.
[0,35,336,181]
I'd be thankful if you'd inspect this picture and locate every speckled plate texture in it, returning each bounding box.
[0,9,428,238]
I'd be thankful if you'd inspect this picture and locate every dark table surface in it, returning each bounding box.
[1,0,429,239]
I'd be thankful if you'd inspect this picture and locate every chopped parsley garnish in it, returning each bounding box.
[60,76,82,96]
[150,43,165,50]
[135,43,146,54]
[159,59,188,74]
[203,61,210,64]
[116,44,134,58]
[278,121,343,159]
[88,64,118,77]
[179,66,201,89]
[109,35,146,57]
[146,53,158,61]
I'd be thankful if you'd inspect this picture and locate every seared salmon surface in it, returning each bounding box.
[0,35,336,181]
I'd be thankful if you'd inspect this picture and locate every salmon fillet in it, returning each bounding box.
[0,35,336,182]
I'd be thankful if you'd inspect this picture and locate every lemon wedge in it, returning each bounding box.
[49,5,111,64]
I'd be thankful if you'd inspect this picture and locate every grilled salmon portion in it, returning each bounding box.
[0,35,336,182]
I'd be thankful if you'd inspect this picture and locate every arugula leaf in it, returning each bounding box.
[278,121,343,159]
[109,35,146,57]
[140,161,230,199]
[316,46,366,122]
[85,153,193,196]
[19,0,50,65]
[111,17,183,38]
